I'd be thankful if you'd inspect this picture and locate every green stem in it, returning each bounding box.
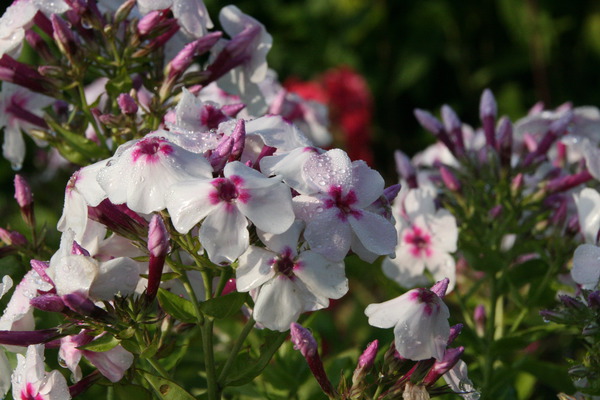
[77,83,110,152]
[482,274,499,398]
[202,319,219,400]
[147,357,170,379]
[218,318,256,383]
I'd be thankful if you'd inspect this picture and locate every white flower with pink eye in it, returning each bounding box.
[167,160,295,264]
[0,82,54,170]
[96,132,213,214]
[382,187,458,292]
[365,280,451,361]
[11,344,71,400]
[236,222,347,331]
[292,149,397,262]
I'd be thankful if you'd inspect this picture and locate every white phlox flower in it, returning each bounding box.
[167,160,295,264]
[382,188,458,292]
[292,148,397,262]
[0,82,54,170]
[443,360,480,400]
[0,275,13,397]
[96,133,213,214]
[136,0,213,38]
[0,270,51,333]
[11,344,71,400]
[572,244,600,290]
[236,222,348,331]
[574,187,600,244]
[365,284,450,361]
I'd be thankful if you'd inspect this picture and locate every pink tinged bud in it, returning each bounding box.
[14,174,35,227]
[253,145,277,169]
[528,101,544,115]
[138,11,167,36]
[523,111,574,167]
[422,346,465,386]
[497,116,513,167]
[117,93,138,115]
[588,291,600,310]
[30,294,66,313]
[439,166,460,192]
[221,278,237,296]
[71,241,91,256]
[222,103,246,118]
[25,30,55,62]
[0,228,27,247]
[62,292,110,320]
[488,205,502,219]
[414,109,455,154]
[290,323,336,397]
[87,199,149,239]
[441,105,465,156]
[430,278,450,298]
[511,173,524,193]
[351,340,378,387]
[0,55,55,96]
[474,305,486,337]
[394,150,417,188]
[384,184,402,204]
[51,14,78,59]
[480,89,497,148]
[33,11,54,37]
[69,371,102,398]
[546,170,593,194]
[230,119,246,161]
[209,135,234,172]
[146,215,169,302]
[166,32,222,81]
[30,259,55,289]
[0,329,60,346]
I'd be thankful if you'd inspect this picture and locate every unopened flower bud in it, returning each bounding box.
[422,347,464,386]
[210,135,235,172]
[230,119,246,161]
[25,30,55,62]
[497,116,513,167]
[588,291,600,310]
[395,150,417,188]
[474,305,486,337]
[439,166,460,192]
[441,105,465,156]
[511,173,524,194]
[146,214,170,302]
[30,294,66,313]
[137,10,168,36]
[15,174,35,227]
[222,103,246,118]
[117,93,138,115]
[448,324,463,345]
[290,323,335,397]
[165,32,222,82]
[63,292,110,321]
[51,14,78,60]
[488,205,502,219]
[546,170,593,194]
[414,109,455,154]
[0,228,27,247]
[431,278,449,298]
[114,0,136,24]
[0,328,61,346]
[351,340,378,387]
[480,89,497,148]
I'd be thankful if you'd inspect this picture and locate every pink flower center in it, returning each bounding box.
[200,104,228,130]
[209,175,250,212]
[131,137,174,163]
[324,185,362,222]
[403,225,432,257]
[408,288,439,316]
[21,383,45,400]
[271,247,301,279]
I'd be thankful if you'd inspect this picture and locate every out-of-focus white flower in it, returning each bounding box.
[236,222,347,331]
[443,360,480,400]
[365,281,450,361]
[137,0,213,38]
[574,187,600,244]
[382,188,458,292]
[12,344,71,400]
[167,160,294,264]
[572,244,600,290]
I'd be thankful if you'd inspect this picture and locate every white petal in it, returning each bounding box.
[572,244,600,289]
[236,246,276,291]
[381,251,428,288]
[352,161,384,207]
[173,0,214,38]
[0,350,10,397]
[403,188,436,219]
[574,188,600,244]
[349,211,397,257]
[89,258,140,300]
[304,208,352,261]
[2,125,25,170]
[303,148,353,190]
[257,221,303,255]
[50,255,98,297]
[294,251,348,300]
[167,179,217,234]
[252,278,303,331]
[199,205,248,264]
[246,115,311,151]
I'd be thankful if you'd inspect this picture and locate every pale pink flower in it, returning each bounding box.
[11,344,71,400]
[382,188,458,291]
[365,282,450,361]
[167,160,294,264]
[292,149,397,262]
[236,222,347,331]
[97,133,213,214]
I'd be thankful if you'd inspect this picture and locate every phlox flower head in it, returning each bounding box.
[236,222,348,331]
[11,344,71,400]
[365,280,451,361]
[97,132,213,214]
[291,148,397,262]
[382,187,458,292]
[167,160,295,264]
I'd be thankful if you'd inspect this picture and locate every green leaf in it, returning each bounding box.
[77,334,120,352]
[140,370,197,400]
[114,383,153,400]
[140,337,160,359]
[198,292,248,319]
[46,117,110,163]
[106,72,133,98]
[157,288,197,323]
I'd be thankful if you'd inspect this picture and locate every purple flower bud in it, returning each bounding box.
[221,278,237,296]
[523,111,574,167]
[441,105,465,156]
[528,101,544,115]
[0,228,27,247]
[546,170,593,194]
[497,116,513,167]
[209,135,234,172]
[117,93,138,115]
[384,184,402,204]
[222,103,246,118]
[0,329,61,346]
[474,305,486,337]
[51,14,78,59]
[511,173,524,193]
[588,291,600,310]
[394,150,417,188]
[290,323,335,397]
[414,109,456,154]
[71,241,91,256]
[439,165,460,192]
[25,30,55,62]
[0,55,56,96]
[559,294,585,311]
[14,174,35,227]
[430,278,450,298]
[88,199,148,240]
[230,119,246,161]
[137,10,171,36]
[352,340,378,387]
[68,371,103,398]
[63,292,110,320]
[422,346,465,386]
[30,294,66,313]
[166,32,222,81]
[33,11,54,37]
[200,104,229,130]
[488,205,503,219]
[146,214,169,302]
[480,89,497,148]
[448,323,463,345]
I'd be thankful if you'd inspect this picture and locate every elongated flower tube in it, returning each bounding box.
[146,214,169,302]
